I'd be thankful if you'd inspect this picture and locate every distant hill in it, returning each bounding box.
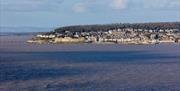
[54,22,180,33]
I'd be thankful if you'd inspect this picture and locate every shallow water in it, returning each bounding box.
[0,35,180,91]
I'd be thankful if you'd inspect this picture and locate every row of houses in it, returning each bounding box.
[31,28,180,44]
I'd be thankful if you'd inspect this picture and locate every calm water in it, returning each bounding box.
[0,35,180,91]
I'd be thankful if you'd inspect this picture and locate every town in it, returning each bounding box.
[27,22,180,44]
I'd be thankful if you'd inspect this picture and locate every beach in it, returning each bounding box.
[0,34,180,91]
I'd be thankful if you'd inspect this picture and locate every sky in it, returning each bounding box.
[0,0,180,28]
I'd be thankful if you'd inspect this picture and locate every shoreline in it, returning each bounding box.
[1,35,180,52]
[26,39,178,45]
[0,34,180,91]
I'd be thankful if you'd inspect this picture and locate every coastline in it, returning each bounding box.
[0,34,180,91]
[0,34,179,52]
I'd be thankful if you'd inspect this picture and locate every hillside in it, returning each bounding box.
[54,22,180,33]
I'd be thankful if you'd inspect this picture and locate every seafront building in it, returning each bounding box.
[27,28,180,44]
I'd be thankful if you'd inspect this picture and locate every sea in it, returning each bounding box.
[0,31,180,91]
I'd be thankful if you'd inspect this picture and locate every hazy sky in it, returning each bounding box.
[0,0,180,27]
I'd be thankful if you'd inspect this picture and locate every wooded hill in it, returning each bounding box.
[54,22,180,33]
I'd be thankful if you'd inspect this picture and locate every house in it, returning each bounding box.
[36,34,55,39]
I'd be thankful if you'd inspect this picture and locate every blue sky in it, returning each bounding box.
[0,0,180,27]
